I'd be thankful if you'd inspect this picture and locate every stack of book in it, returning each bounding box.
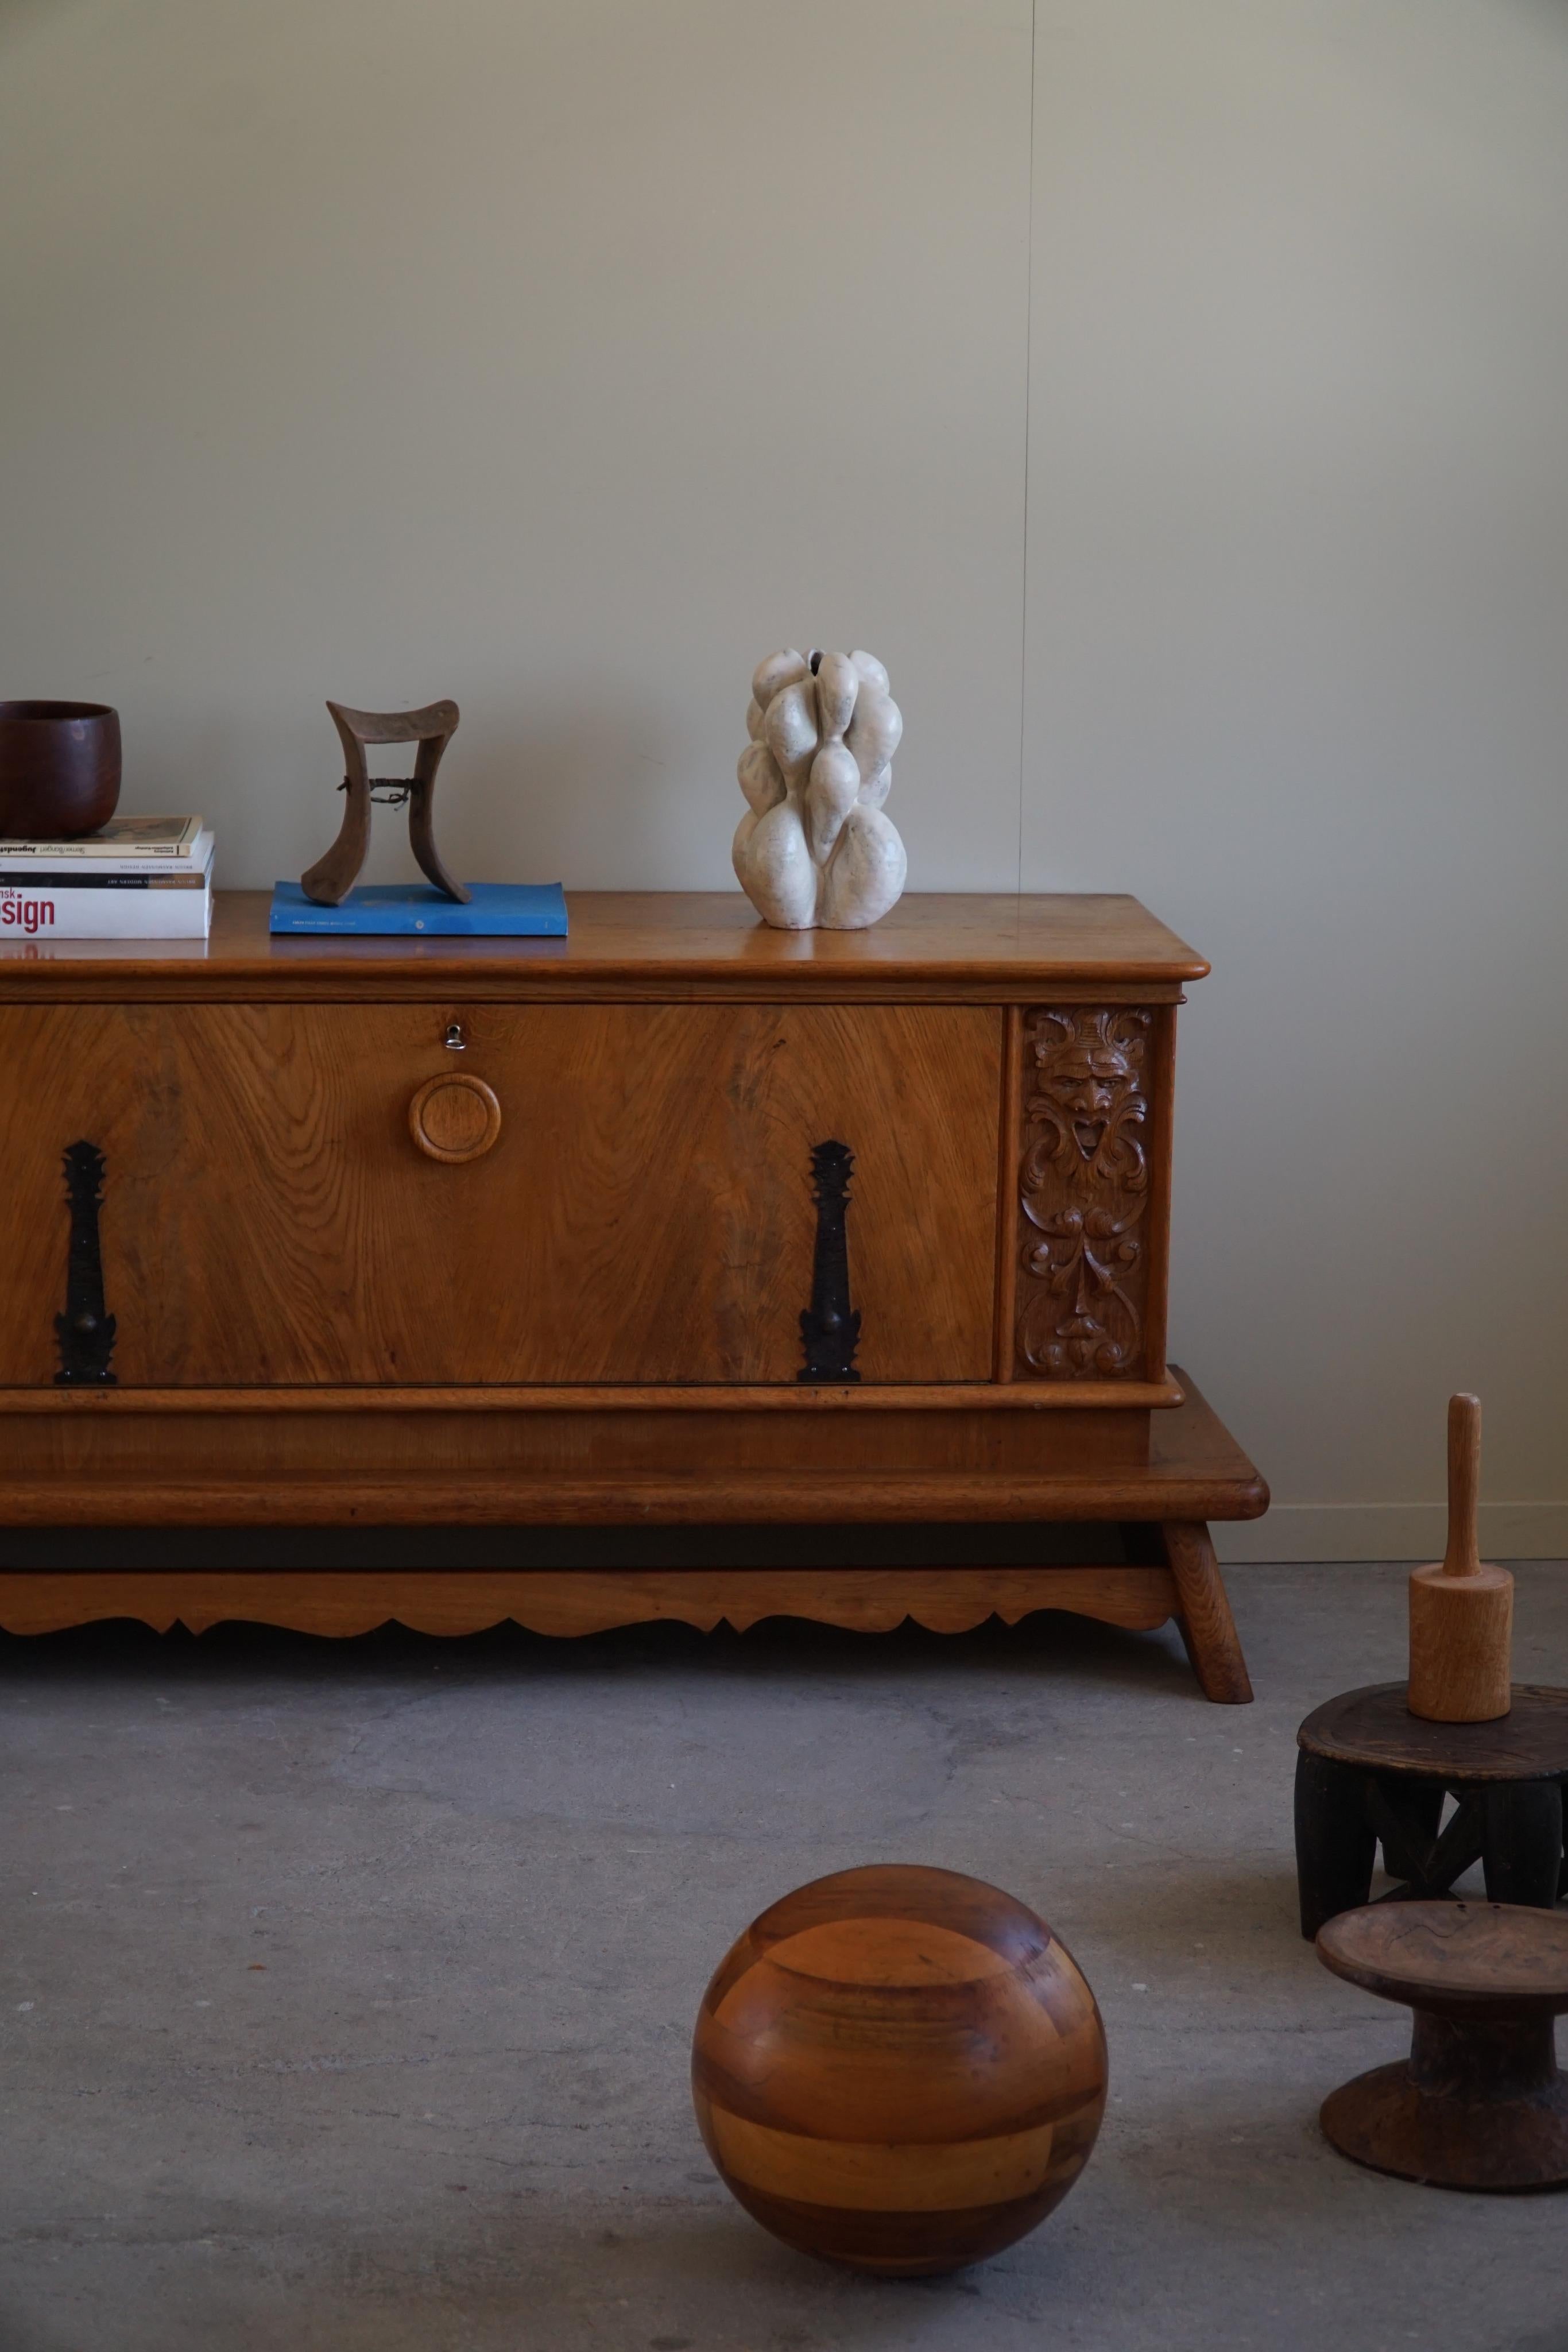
[0,816,213,939]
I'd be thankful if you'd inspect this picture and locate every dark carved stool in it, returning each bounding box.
[1295,1684,1568,1941]
[1317,1901,1568,2189]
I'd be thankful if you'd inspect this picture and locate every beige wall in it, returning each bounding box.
[1026,0,1568,1557]
[0,0,1032,888]
[2,0,1565,1554]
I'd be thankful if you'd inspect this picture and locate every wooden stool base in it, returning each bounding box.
[1317,1903,1568,2192]
[1322,2031,1568,2192]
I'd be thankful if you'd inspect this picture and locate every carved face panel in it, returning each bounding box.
[1025,1009,1149,1192]
[1018,1006,1152,1379]
[1039,1043,1134,1164]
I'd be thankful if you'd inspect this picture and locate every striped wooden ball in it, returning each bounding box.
[692,1863,1107,2276]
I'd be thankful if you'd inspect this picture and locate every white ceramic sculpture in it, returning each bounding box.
[733,648,906,930]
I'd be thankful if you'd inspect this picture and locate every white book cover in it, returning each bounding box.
[0,875,212,939]
[0,814,204,860]
[0,830,214,883]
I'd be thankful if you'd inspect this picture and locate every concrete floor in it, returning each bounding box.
[3,1562,1567,2352]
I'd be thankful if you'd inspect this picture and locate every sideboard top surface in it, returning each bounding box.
[0,890,1207,1001]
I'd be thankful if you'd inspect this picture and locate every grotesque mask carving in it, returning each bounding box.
[1017,1009,1151,1380]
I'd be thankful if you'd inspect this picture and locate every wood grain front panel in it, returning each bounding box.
[0,1003,1000,1386]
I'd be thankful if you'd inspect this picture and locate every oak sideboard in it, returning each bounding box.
[0,891,1265,1700]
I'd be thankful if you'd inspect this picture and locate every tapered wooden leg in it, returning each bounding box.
[1295,1752,1376,1939]
[1160,1521,1253,1704]
[1365,1779,1447,1889]
[1482,1782,1564,1909]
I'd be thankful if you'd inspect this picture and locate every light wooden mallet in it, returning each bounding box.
[1407,1393,1513,1723]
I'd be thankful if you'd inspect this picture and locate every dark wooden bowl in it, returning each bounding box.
[0,701,121,840]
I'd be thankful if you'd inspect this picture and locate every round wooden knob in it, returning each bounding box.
[408,1073,501,1163]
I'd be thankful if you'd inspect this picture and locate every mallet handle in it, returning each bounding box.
[1443,1392,1482,1579]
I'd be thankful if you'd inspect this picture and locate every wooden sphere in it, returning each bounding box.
[691,1864,1107,2276]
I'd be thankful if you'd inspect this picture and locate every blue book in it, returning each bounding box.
[269,881,568,937]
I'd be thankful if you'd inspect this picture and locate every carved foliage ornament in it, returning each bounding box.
[1017,1008,1150,1379]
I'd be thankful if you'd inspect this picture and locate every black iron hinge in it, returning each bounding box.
[55,1140,117,1385]
[798,1139,861,1383]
